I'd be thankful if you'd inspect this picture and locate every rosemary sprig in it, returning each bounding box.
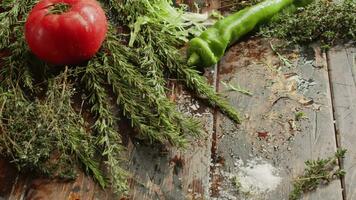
[78,57,127,192]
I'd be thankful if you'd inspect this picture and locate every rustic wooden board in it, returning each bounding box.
[327,45,356,200]
[212,38,343,200]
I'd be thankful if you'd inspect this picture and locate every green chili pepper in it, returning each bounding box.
[187,0,308,67]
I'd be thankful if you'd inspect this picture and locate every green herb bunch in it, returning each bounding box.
[259,0,356,48]
[222,0,355,48]
[0,0,240,194]
[0,69,105,185]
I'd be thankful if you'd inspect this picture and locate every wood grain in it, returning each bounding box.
[328,45,356,200]
[213,38,343,200]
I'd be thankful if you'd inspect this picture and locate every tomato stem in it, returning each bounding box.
[48,3,71,15]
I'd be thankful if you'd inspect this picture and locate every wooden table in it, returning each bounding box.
[1,1,355,199]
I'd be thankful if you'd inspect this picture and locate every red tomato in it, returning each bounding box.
[25,0,108,65]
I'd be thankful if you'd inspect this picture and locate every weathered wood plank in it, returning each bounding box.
[1,168,106,200]
[328,45,356,200]
[127,101,214,199]
[213,38,343,200]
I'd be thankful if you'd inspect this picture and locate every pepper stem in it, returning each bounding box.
[187,52,200,66]
[48,3,71,15]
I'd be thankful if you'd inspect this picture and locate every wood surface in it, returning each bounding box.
[212,38,343,200]
[127,91,214,200]
[328,46,356,200]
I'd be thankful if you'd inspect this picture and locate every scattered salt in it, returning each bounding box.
[235,159,282,195]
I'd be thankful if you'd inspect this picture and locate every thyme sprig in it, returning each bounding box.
[289,149,347,200]
[0,70,104,185]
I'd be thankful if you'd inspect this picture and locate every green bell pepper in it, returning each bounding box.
[187,0,307,67]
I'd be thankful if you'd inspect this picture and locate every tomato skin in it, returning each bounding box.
[25,0,108,65]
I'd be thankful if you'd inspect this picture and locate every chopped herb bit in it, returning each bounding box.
[222,81,253,96]
[295,112,307,121]
[270,42,294,68]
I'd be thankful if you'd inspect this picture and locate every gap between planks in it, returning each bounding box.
[210,63,221,197]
